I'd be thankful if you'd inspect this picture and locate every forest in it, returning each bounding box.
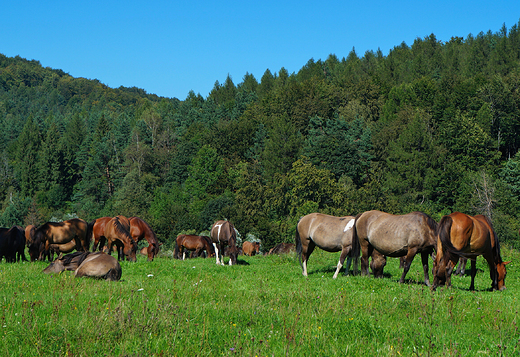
[1,21,520,251]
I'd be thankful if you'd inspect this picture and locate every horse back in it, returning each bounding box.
[297,213,355,251]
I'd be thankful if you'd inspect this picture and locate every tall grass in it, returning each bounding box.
[0,247,518,356]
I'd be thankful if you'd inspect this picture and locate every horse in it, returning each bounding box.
[243,241,260,256]
[25,225,35,246]
[29,218,89,262]
[268,243,295,255]
[352,210,437,286]
[432,212,510,291]
[295,213,357,278]
[210,220,238,265]
[86,217,113,252]
[104,216,137,262]
[43,251,122,281]
[129,217,161,261]
[48,240,77,260]
[174,234,215,260]
[0,226,26,262]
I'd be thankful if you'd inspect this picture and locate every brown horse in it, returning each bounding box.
[25,225,35,247]
[29,218,89,261]
[87,217,113,251]
[432,212,510,291]
[0,226,26,262]
[43,251,122,281]
[129,217,160,261]
[175,234,215,260]
[295,213,357,278]
[104,216,137,262]
[210,220,238,265]
[268,243,295,255]
[352,210,437,286]
[243,241,260,256]
[49,240,77,258]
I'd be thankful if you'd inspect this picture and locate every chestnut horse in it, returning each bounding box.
[432,212,510,291]
[295,213,357,278]
[104,216,137,262]
[25,225,35,247]
[352,210,437,286]
[29,218,89,261]
[175,234,215,260]
[242,241,260,256]
[43,251,122,281]
[210,220,238,265]
[86,217,112,252]
[129,217,160,261]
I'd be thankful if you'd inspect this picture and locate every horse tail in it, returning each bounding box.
[350,213,362,259]
[295,218,303,268]
[86,219,96,246]
[174,235,181,259]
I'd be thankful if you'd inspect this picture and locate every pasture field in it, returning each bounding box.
[0,247,519,356]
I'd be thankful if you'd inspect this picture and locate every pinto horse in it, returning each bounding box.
[43,251,122,281]
[352,210,437,285]
[432,212,509,291]
[129,217,160,261]
[242,241,260,256]
[295,213,357,278]
[30,218,89,261]
[86,217,112,252]
[210,220,238,265]
[104,216,137,262]
[175,234,215,260]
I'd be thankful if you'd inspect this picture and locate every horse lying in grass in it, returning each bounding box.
[43,251,122,281]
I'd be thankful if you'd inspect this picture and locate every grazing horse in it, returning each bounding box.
[104,216,137,262]
[432,212,510,291]
[268,243,296,255]
[43,251,122,281]
[129,217,160,261]
[86,217,112,252]
[243,241,260,256]
[30,218,89,261]
[352,210,437,285]
[210,220,238,265]
[174,234,215,260]
[295,213,357,278]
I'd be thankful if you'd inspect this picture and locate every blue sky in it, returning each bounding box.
[2,1,519,100]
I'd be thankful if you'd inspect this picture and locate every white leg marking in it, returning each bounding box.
[333,259,342,279]
[303,260,308,276]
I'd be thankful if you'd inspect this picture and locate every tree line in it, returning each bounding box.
[1,21,520,250]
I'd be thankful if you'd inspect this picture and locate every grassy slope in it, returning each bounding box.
[0,247,518,356]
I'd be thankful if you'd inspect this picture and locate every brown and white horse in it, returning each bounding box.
[210,220,238,265]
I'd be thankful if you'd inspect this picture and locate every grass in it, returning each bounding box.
[0,247,519,356]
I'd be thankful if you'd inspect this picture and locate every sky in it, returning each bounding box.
[2,1,520,100]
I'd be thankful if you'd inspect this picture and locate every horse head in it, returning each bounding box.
[496,261,510,291]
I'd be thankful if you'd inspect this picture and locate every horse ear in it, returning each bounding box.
[503,261,511,265]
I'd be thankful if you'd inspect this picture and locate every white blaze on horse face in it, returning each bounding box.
[344,219,355,232]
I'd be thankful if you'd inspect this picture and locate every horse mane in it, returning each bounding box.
[482,215,503,264]
[414,211,438,232]
[113,218,135,245]
[61,251,91,266]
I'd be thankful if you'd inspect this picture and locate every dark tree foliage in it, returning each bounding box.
[2,20,520,249]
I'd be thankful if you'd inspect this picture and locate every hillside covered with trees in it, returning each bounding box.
[2,22,520,250]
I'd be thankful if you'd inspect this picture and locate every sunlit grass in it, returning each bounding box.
[0,247,518,356]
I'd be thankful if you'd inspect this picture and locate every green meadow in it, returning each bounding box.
[0,248,518,356]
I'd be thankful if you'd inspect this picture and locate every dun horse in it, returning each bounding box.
[295,213,357,278]
[104,216,137,262]
[242,241,260,256]
[210,220,238,265]
[432,212,509,291]
[129,217,161,261]
[29,218,89,261]
[175,234,215,260]
[268,243,295,255]
[43,251,122,281]
[352,210,437,286]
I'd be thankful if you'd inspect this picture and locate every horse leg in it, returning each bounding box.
[483,254,498,291]
[301,241,316,277]
[360,243,372,276]
[398,249,417,284]
[420,251,431,286]
[212,243,221,265]
[469,258,477,291]
[445,259,455,288]
[333,247,351,279]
